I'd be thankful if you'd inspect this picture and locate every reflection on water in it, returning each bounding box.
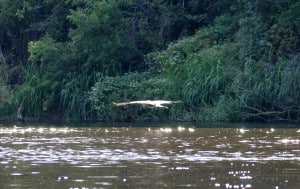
[0,125,299,189]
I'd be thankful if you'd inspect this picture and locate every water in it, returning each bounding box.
[0,124,299,189]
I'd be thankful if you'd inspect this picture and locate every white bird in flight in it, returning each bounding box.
[113,100,182,109]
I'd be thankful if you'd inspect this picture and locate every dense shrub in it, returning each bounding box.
[89,72,171,121]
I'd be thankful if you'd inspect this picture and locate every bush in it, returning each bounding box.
[200,95,242,122]
[89,72,170,121]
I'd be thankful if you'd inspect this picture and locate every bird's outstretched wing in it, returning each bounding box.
[113,100,182,108]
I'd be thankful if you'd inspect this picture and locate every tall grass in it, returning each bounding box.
[152,25,300,122]
[181,48,227,107]
[159,42,235,111]
[231,57,300,121]
[13,63,57,119]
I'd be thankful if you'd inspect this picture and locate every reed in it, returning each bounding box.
[228,56,300,121]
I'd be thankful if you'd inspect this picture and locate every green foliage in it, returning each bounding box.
[0,77,10,106]
[1,0,300,122]
[170,47,227,108]
[151,22,238,104]
[230,57,300,121]
[0,0,71,85]
[68,0,134,75]
[25,36,95,120]
[158,42,239,121]
[150,3,300,122]
[89,72,167,121]
[201,95,241,122]
[0,84,12,118]
[268,1,300,57]
[60,73,93,120]
[236,4,268,62]
[13,63,57,119]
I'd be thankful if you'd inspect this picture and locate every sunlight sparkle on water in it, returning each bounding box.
[225,183,252,189]
[279,138,300,144]
[160,128,172,133]
[266,128,275,134]
[0,126,299,189]
[0,127,75,135]
[25,127,33,132]
[215,183,221,187]
[188,128,195,132]
[38,128,44,133]
[177,126,186,132]
[239,128,249,134]
[50,128,57,132]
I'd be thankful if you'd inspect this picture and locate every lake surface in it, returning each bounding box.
[0,123,299,189]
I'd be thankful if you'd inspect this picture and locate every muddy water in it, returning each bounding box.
[0,125,299,189]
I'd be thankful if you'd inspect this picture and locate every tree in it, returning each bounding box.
[68,0,137,75]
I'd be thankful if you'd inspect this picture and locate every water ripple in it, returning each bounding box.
[0,126,299,189]
[0,127,299,167]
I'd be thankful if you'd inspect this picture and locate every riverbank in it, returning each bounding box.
[1,1,299,123]
[1,116,300,129]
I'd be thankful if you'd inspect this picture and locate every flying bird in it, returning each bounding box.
[113,100,182,109]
